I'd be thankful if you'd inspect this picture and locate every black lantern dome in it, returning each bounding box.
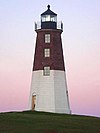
[41,5,57,29]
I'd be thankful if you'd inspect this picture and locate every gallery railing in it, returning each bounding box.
[34,21,63,31]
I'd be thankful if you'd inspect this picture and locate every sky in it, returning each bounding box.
[0,0,100,117]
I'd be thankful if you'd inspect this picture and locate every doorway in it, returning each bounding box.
[32,94,36,111]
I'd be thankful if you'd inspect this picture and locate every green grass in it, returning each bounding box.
[0,111,100,133]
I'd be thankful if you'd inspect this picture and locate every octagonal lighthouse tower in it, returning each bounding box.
[29,5,71,114]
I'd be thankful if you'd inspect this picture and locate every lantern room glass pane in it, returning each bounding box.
[41,15,57,22]
[42,15,50,22]
[51,16,57,22]
[45,15,50,21]
[41,16,46,22]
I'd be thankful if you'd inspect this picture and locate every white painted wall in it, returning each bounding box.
[29,70,71,114]
[54,71,71,114]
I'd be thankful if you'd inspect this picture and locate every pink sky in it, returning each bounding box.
[0,0,100,117]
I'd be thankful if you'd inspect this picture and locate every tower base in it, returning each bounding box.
[29,70,71,114]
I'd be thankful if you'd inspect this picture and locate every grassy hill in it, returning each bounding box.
[0,111,100,133]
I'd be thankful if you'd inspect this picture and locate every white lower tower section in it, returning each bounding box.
[29,70,71,114]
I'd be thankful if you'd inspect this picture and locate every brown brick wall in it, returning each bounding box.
[33,29,65,71]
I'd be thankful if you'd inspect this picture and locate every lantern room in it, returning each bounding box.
[41,5,57,29]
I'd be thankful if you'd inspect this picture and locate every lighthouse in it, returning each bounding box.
[29,5,71,114]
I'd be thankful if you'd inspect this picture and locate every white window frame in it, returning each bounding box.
[44,48,50,57]
[43,66,50,76]
[45,34,50,43]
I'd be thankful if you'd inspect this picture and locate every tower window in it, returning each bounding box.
[44,48,50,57]
[43,66,50,76]
[45,34,50,43]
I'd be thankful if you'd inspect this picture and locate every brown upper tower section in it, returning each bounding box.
[33,5,65,71]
